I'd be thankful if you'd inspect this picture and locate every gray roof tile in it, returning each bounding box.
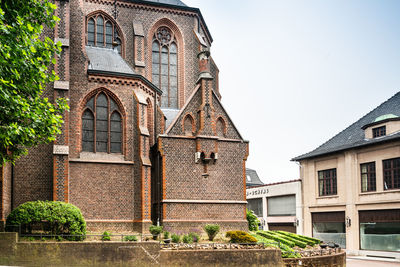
[140,0,187,6]
[246,168,264,187]
[86,46,135,75]
[293,92,400,161]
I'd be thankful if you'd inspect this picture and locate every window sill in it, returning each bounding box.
[360,189,400,196]
[316,195,339,199]
[70,152,133,165]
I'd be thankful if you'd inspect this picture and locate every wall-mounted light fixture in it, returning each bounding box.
[346,216,351,227]
[293,218,299,227]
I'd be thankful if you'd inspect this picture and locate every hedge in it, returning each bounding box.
[269,231,307,248]
[5,200,86,241]
[276,231,320,246]
[253,232,300,258]
[256,231,295,247]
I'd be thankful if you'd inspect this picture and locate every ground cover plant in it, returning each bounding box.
[5,200,86,241]
[123,235,138,242]
[101,231,111,241]
[226,230,257,243]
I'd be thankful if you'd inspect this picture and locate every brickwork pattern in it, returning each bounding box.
[13,144,53,208]
[0,164,12,221]
[165,203,244,220]
[69,162,134,220]
[212,94,241,139]
[168,89,201,135]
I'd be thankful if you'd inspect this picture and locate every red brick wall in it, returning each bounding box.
[69,162,134,220]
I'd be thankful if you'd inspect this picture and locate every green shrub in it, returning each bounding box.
[163,231,170,239]
[171,234,180,243]
[276,231,319,246]
[182,234,193,244]
[5,200,86,241]
[246,209,259,231]
[101,231,111,241]
[149,225,163,240]
[271,231,307,248]
[256,231,295,247]
[226,230,257,243]
[204,224,220,241]
[123,235,138,242]
[189,232,200,243]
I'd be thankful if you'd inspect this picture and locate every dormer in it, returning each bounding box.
[362,114,400,139]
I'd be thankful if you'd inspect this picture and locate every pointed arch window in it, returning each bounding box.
[82,92,122,153]
[87,13,122,54]
[152,26,178,108]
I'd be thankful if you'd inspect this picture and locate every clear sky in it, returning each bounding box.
[184,0,400,184]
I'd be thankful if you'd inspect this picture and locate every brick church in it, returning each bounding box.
[0,0,249,233]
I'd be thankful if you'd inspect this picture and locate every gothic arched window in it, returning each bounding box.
[152,27,178,108]
[87,13,122,54]
[82,91,122,153]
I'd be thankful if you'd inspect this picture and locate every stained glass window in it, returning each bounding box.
[86,13,122,54]
[152,27,178,108]
[82,91,122,153]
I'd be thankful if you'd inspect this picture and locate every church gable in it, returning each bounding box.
[166,87,202,136]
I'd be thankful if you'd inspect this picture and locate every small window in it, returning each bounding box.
[383,157,400,190]
[372,126,386,138]
[318,169,337,196]
[360,162,376,192]
[86,13,122,54]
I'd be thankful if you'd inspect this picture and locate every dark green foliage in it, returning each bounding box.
[149,225,163,240]
[256,231,295,247]
[246,209,259,231]
[101,231,111,241]
[123,235,137,242]
[204,224,220,241]
[182,234,193,244]
[5,200,86,241]
[189,232,200,243]
[171,233,180,243]
[226,230,257,243]
[163,231,170,239]
[276,231,320,246]
[271,231,307,248]
[0,0,69,165]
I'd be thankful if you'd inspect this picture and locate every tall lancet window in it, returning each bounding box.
[82,91,122,153]
[87,12,122,54]
[152,27,178,108]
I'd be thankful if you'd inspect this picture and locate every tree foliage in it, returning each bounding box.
[246,208,260,231]
[0,0,68,165]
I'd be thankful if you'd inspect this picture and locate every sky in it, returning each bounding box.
[184,0,400,184]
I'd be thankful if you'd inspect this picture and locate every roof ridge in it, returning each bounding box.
[293,91,400,160]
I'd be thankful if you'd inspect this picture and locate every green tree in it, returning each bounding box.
[0,0,68,165]
[246,208,260,231]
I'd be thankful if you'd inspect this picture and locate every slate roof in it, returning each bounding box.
[86,46,135,75]
[140,0,187,6]
[246,168,264,187]
[162,108,180,129]
[293,92,400,161]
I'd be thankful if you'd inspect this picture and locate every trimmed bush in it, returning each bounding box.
[124,235,138,242]
[189,232,200,243]
[270,231,307,248]
[101,231,111,241]
[226,230,257,243]
[256,231,295,247]
[276,231,319,246]
[204,224,220,241]
[171,233,180,243]
[149,225,163,240]
[182,234,193,244]
[5,200,86,241]
[246,209,259,231]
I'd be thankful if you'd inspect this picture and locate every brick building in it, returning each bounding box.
[0,0,249,233]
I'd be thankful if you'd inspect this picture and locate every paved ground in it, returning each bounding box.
[347,258,400,267]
